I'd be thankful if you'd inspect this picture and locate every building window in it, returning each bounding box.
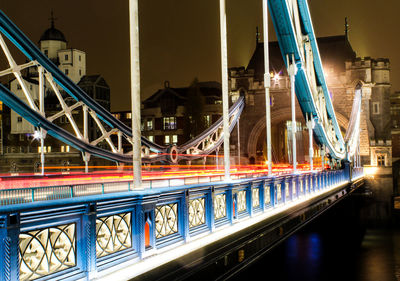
[17,84,22,90]
[372,102,380,114]
[147,120,153,131]
[163,117,177,130]
[148,135,154,142]
[79,69,82,76]
[17,116,22,123]
[377,154,385,166]
[65,69,69,75]
[61,145,69,153]
[65,54,69,60]
[44,49,48,56]
[38,146,47,153]
[172,135,178,144]
[126,112,132,119]
[204,115,211,127]
[19,134,24,141]
[79,55,81,61]
[164,135,170,144]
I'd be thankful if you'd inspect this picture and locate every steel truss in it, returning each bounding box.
[0,10,244,164]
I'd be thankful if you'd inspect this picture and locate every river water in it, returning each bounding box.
[231,197,400,281]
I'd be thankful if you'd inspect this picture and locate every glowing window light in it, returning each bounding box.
[273,72,280,83]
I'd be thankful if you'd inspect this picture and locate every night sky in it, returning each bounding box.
[1,0,399,111]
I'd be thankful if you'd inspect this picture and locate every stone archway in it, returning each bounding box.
[246,108,350,161]
[247,107,304,160]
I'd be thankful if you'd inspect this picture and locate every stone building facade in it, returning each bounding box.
[229,35,392,168]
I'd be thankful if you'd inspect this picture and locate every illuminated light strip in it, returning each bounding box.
[0,165,322,189]
[97,179,350,281]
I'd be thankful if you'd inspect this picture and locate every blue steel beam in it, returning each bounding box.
[0,83,137,163]
[268,0,346,159]
[0,9,165,153]
[0,9,245,164]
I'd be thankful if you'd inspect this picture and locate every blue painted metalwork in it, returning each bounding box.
[268,0,346,159]
[0,9,245,164]
[0,169,355,280]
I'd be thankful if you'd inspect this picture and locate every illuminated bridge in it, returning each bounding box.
[0,0,365,280]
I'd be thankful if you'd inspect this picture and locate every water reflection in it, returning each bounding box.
[231,209,400,281]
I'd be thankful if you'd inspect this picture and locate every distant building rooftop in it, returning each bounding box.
[246,35,356,80]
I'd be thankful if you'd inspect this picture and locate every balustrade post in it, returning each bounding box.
[289,176,294,201]
[248,183,255,217]
[313,173,317,192]
[0,214,20,281]
[136,202,155,258]
[260,180,267,211]
[284,177,291,203]
[294,175,299,199]
[135,203,146,258]
[82,203,97,278]
[181,191,190,242]
[321,171,325,190]
[268,178,275,207]
[209,187,216,232]
[271,178,277,207]
[226,188,234,224]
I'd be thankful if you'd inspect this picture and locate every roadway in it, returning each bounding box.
[0,164,318,189]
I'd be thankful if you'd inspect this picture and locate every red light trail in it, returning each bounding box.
[0,163,326,190]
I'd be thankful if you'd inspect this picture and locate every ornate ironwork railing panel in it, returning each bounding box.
[292,180,297,197]
[237,190,247,214]
[96,212,132,258]
[264,183,271,206]
[252,187,260,208]
[214,193,227,221]
[285,182,290,200]
[188,198,206,229]
[276,183,282,203]
[19,223,76,281]
[155,203,178,239]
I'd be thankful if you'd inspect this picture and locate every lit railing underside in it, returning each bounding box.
[0,168,364,281]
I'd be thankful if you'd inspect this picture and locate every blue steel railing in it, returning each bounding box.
[351,167,364,181]
[0,170,296,206]
[0,169,357,281]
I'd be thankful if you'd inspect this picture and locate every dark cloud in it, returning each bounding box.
[1,0,399,111]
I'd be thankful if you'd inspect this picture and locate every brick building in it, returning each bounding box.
[112,80,222,152]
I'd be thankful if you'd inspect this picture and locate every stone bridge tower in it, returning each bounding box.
[229,35,392,167]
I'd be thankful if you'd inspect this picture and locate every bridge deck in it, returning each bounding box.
[0,167,363,281]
